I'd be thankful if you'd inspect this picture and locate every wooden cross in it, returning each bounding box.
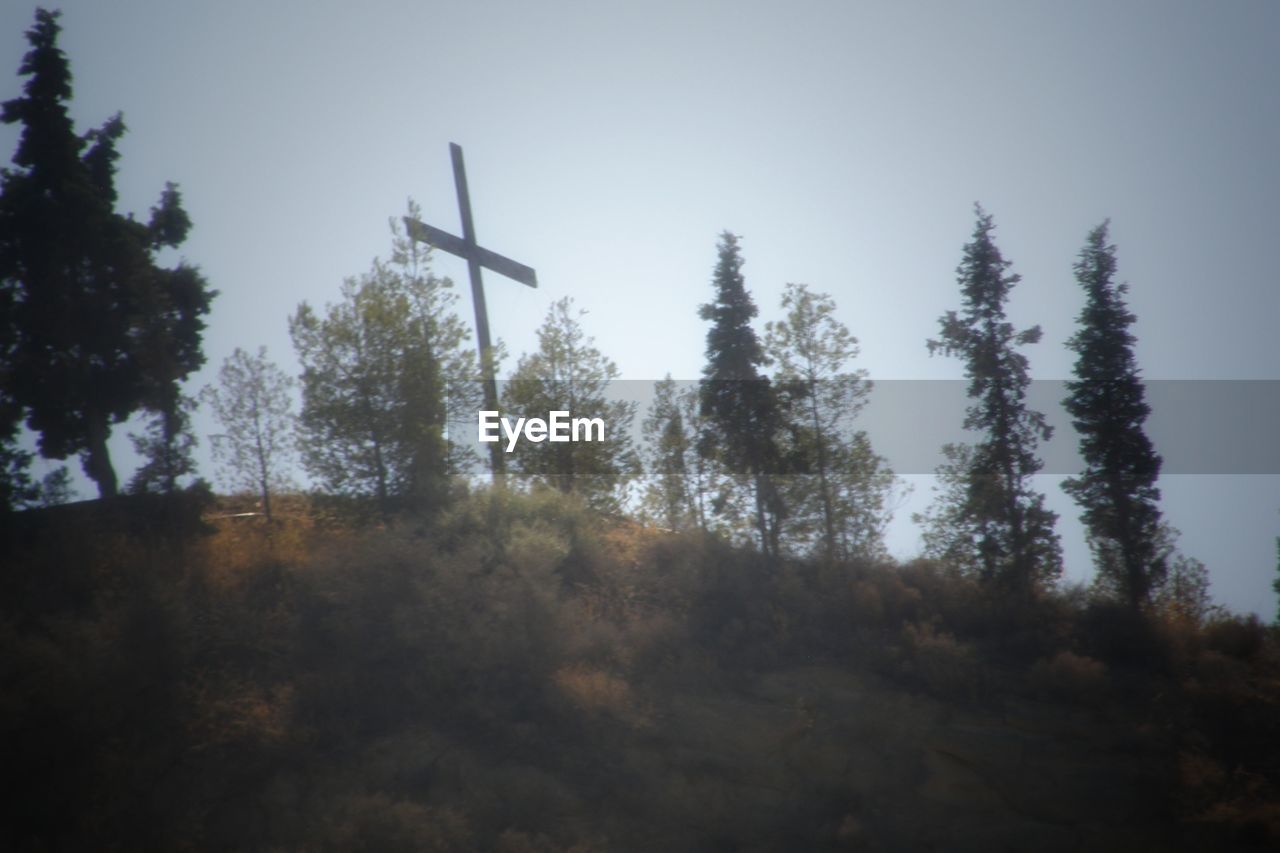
[404,142,537,483]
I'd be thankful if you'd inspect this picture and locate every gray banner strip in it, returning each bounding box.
[444,380,1280,475]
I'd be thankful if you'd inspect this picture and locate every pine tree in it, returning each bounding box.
[1273,533,1279,626]
[0,406,36,512]
[0,10,215,497]
[127,393,199,495]
[699,232,785,558]
[924,206,1061,593]
[389,201,486,475]
[502,297,638,512]
[1063,222,1165,612]
[290,212,450,516]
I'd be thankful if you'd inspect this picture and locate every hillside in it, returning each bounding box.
[3,489,1278,851]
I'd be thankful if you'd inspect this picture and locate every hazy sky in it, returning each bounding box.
[3,1,1277,616]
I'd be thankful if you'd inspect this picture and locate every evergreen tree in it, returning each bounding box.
[502,297,638,511]
[36,465,73,506]
[1274,532,1279,626]
[202,347,297,521]
[924,206,1061,593]
[915,442,986,575]
[1063,222,1165,612]
[0,10,215,497]
[127,393,199,495]
[389,201,486,475]
[698,232,785,558]
[0,386,35,511]
[290,214,450,516]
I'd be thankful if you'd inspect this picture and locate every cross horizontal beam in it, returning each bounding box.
[402,216,537,289]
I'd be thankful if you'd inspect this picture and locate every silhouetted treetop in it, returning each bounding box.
[0,8,215,498]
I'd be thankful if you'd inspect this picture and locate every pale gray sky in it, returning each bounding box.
[3,1,1277,616]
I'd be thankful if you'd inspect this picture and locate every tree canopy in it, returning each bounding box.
[1063,222,1165,611]
[203,346,296,520]
[503,297,638,511]
[289,217,452,517]
[0,8,215,498]
[699,232,785,558]
[923,206,1061,592]
[765,282,892,561]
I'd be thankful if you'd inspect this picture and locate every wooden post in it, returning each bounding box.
[403,143,537,484]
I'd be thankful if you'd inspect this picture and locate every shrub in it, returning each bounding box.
[899,621,980,701]
[552,664,648,727]
[322,794,472,852]
[1029,650,1108,703]
[1203,614,1268,662]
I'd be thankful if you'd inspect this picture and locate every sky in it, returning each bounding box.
[2,1,1277,616]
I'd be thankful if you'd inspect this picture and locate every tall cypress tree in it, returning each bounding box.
[925,206,1061,593]
[1063,221,1165,611]
[698,232,784,558]
[0,9,214,497]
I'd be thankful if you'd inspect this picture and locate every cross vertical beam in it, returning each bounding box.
[403,143,537,485]
[449,144,504,482]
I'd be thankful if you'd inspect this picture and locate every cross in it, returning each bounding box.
[404,142,537,484]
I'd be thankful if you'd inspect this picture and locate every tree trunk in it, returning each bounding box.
[808,386,837,562]
[84,411,118,498]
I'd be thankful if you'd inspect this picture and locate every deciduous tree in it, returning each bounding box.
[202,347,296,520]
[765,283,893,561]
[641,376,724,531]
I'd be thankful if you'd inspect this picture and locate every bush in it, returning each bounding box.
[322,795,472,853]
[1029,650,1109,703]
[1203,614,1268,662]
[551,664,648,727]
[898,621,980,701]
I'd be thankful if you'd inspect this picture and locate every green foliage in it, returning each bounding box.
[765,283,895,561]
[698,232,785,557]
[639,375,693,529]
[0,10,215,497]
[201,346,296,519]
[922,206,1061,593]
[0,399,36,512]
[639,376,722,531]
[36,465,73,506]
[290,206,455,516]
[389,201,487,474]
[1154,548,1217,627]
[502,297,639,512]
[128,393,199,495]
[1063,222,1165,612]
